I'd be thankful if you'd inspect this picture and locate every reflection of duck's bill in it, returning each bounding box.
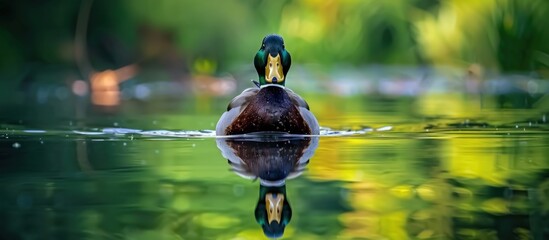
[266,193,284,224]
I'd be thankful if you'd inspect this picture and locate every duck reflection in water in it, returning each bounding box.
[216,135,319,238]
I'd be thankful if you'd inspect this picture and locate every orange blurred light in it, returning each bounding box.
[91,70,119,106]
[89,65,137,107]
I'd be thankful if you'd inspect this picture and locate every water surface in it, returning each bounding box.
[1,80,548,239]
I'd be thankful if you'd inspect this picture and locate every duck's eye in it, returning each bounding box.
[262,44,265,48]
[269,63,272,67]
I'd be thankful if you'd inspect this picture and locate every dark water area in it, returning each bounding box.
[0,78,548,239]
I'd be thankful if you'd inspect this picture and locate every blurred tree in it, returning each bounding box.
[495,0,549,73]
[0,0,548,100]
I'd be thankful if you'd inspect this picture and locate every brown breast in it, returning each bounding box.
[225,86,311,135]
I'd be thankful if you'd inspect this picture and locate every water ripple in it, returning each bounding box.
[6,121,547,141]
[0,127,379,140]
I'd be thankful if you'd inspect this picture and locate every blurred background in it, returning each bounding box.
[0,0,548,122]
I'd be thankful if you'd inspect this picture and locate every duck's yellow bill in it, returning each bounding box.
[266,193,284,223]
[265,54,284,83]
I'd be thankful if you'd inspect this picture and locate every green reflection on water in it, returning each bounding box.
[0,94,548,240]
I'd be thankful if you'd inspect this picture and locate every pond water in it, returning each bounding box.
[1,72,548,239]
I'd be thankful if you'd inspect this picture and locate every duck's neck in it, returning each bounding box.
[260,178,286,187]
[260,83,286,89]
[258,76,286,87]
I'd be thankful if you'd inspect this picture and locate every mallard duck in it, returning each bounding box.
[216,136,318,238]
[216,34,319,135]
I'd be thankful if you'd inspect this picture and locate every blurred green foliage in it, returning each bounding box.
[0,0,548,77]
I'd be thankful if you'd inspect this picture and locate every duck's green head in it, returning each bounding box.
[254,34,292,86]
